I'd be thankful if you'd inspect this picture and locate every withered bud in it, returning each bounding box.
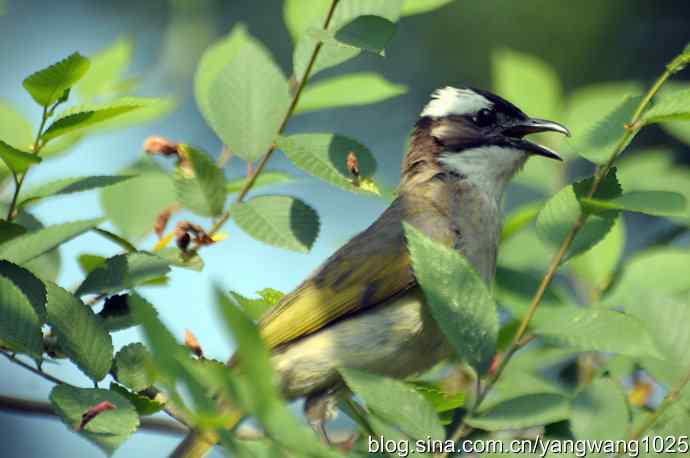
[154,208,173,238]
[144,136,179,156]
[78,401,116,431]
[176,232,191,251]
[184,329,204,358]
[347,151,360,177]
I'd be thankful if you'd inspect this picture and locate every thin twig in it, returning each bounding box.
[0,350,66,386]
[439,52,686,458]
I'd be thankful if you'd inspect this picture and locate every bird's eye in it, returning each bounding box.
[474,108,495,127]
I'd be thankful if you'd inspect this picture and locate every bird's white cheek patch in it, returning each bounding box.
[421,86,493,118]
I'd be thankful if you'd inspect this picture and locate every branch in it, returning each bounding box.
[0,349,67,386]
[439,51,687,457]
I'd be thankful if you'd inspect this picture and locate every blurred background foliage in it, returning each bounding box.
[0,0,689,457]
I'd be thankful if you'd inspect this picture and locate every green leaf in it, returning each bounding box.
[232,195,319,253]
[113,342,155,392]
[75,252,171,296]
[109,383,163,416]
[283,0,330,42]
[156,247,204,272]
[531,306,663,359]
[605,248,690,307]
[402,0,454,15]
[20,175,133,208]
[46,282,113,381]
[196,30,290,161]
[23,52,90,107]
[0,218,104,265]
[0,140,40,174]
[571,217,625,294]
[334,15,397,55]
[466,393,569,431]
[643,88,690,124]
[292,30,361,81]
[41,98,163,143]
[296,72,406,113]
[492,48,561,119]
[568,95,641,164]
[571,378,630,441]
[226,171,292,194]
[0,99,33,151]
[581,191,686,217]
[228,290,273,321]
[3,212,62,283]
[0,275,43,357]
[100,159,177,241]
[405,223,498,374]
[0,260,47,319]
[50,384,139,455]
[501,201,542,241]
[277,133,378,194]
[175,144,227,217]
[536,169,622,262]
[77,37,133,101]
[340,368,445,441]
[407,380,464,424]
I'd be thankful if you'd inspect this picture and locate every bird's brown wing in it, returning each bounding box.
[258,194,456,350]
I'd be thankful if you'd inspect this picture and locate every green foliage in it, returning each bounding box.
[0,99,33,150]
[580,190,686,217]
[20,175,132,208]
[644,88,690,124]
[0,274,43,357]
[341,368,445,441]
[50,384,139,454]
[0,218,104,265]
[570,378,630,441]
[196,28,290,162]
[229,288,284,321]
[405,224,498,374]
[113,342,155,392]
[296,72,407,113]
[76,38,133,101]
[75,252,171,296]
[571,217,625,293]
[277,133,378,194]
[226,171,292,194]
[401,0,455,16]
[536,169,621,262]
[22,52,90,107]
[46,282,114,381]
[467,393,570,431]
[334,15,397,55]
[0,140,40,174]
[232,195,320,253]
[175,144,227,217]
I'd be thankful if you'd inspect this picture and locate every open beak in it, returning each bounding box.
[502,118,570,161]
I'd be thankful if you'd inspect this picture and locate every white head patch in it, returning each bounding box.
[421,87,493,118]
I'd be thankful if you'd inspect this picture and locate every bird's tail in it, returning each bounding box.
[169,401,244,458]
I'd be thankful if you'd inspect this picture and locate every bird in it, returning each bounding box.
[171,86,570,458]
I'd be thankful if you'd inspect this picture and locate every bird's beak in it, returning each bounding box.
[502,118,570,161]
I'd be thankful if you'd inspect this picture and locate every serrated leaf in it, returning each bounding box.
[20,175,133,208]
[226,171,292,194]
[466,393,569,431]
[46,282,113,381]
[229,290,273,321]
[643,89,690,124]
[0,99,33,151]
[197,31,290,161]
[175,144,227,217]
[42,98,163,143]
[0,260,47,319]
[568,95,641,164]
[296,72,407,113]
[109,383,163,416]
[571,378,630,441]
[23,52,90,107]
[334,15,397,55]
[405,223,498,374]
[0,218,104,265]
[292,30,361,81]
[50,385,139,455]
[77,38,133,101]
[0,275,43,357]
[536,169,622,262]
[402,0,454,15]
[76,252,171,296]
[113,342,155,392]
[0,140,40,174]
[283,0,330,42]
[340,368,445,441]
[581,191,686,217]
[277,133,377,194]
[492,48,561,119]
[571,217,625,294]
[232,195,319,253]
[100,160,177,241]
[4,211,62,282]
[531,306,663,359]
